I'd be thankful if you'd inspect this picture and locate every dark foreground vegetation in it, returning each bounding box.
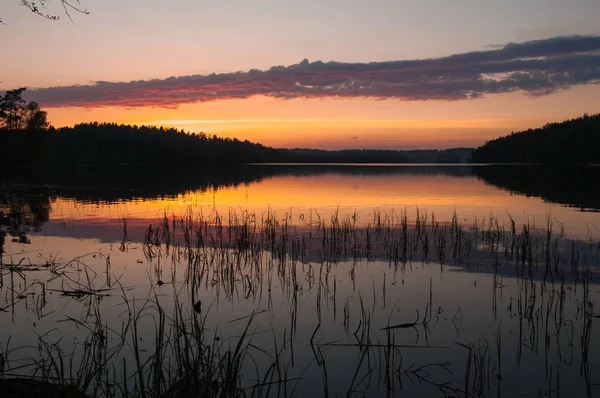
[1,204,599,396]
[470,113,600,163]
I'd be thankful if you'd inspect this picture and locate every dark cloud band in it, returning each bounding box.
[25,35,600,108]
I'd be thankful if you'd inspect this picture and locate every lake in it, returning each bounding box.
[1,164,599,397]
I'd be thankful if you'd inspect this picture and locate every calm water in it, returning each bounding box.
[1,165,599,397]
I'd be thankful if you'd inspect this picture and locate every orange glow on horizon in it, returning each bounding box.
[49,173,515,223]
[44,86,600,149]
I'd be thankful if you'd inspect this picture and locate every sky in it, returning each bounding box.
[1,0,600,149]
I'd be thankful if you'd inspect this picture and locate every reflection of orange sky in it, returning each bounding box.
[49,173,600,237]
[46,86,600,149]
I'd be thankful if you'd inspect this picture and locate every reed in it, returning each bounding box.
[1,206,599,397]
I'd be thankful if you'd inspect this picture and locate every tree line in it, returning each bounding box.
[0,88,279,165]
[1,121,473,166]
[0,87,476,166]
[470,113,600,164]
[0,122,282,166]
[0,88,49,130]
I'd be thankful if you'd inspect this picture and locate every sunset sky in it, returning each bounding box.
[1,0,599,149]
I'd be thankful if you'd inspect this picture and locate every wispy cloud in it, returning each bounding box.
[26,35,600,108]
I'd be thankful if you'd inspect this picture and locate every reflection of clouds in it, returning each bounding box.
[27,35,600,108]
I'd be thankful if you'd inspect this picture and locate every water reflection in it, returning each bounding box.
[473,165,600,212]
[1,165,276,203]
[2,164,600,248]
[0,187,50,246]
[2,165,600,397]
[2,164,474,202]
[1,196,599,396]
[2,165,599,211]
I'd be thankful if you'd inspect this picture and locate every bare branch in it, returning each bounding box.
[17,0,89,22]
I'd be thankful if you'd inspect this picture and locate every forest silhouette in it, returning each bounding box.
[470,113,600,164]
[2,87,599,166]
[0,122,281,166]
[0,124,473,167]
